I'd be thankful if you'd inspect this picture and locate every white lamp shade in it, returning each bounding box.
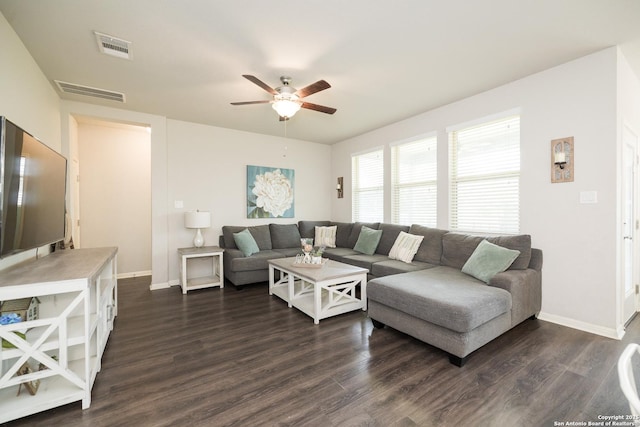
[184,211,211,229]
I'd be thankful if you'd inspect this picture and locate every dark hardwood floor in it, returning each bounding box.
[4,276,639,427]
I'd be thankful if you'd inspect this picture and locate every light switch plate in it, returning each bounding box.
[579,191,598,204]
[174,200,184,209]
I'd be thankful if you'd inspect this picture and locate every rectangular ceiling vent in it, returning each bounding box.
[94,31,132,60]
[54,80,126,103]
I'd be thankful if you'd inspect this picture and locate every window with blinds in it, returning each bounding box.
[449,115,520,233]
[391,136,437,226]
[352,149,384,222]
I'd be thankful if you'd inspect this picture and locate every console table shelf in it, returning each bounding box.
[0,247,117,424]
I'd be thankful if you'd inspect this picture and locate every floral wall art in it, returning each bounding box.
[247,165,295,218]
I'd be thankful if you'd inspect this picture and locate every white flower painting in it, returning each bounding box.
[247,165,295,218]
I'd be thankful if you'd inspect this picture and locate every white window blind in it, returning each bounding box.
[449,115,520,233]
[352,149,383,222]
[391,136,437,226]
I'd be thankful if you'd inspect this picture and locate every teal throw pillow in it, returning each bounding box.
[353,226,383,255]
[461,239,520,284]
[233,228,260,257]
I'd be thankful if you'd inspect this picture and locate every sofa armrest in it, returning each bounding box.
[528,248,543,271]
[489,268,541,326]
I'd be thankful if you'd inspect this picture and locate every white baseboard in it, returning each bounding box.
[117,270,152,279]
[538,311,624,340]
[149,279,180,291]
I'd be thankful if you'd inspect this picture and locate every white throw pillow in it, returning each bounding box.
[314,225,337,248]
[388,231,424,263]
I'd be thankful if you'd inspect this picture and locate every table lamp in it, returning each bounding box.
[184,210,211,248]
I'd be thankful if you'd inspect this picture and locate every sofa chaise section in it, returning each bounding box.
[367,234,542,366]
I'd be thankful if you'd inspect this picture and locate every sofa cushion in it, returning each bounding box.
[228,250,285,272]
[376,223,411,255]
[342,253,388,271]
[367,267,512,333]
[315,225,337,248]
[298,220,331,239]
[353,226,383,255]
[408,224,448,265]
[222,225,273,251]
[441,233,531,270]
[462,240,520,284]
[388,231,424,263]
[370,259,437,277]
[274,248,301,257]
[269,224,302,249]
[330,222,354,248]
[233,229,260,257]
[347,222,380,248]
[322,247,360,263]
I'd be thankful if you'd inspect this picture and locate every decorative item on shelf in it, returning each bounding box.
[336,177,344,198]
[551,137,574,183]
[0,313,25,349]
[1,297,40,322]
[184,210,211,248]
[0,297,36,350]
[16,363,40,396]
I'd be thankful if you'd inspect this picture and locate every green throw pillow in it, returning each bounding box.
[462,239,520,284]
[353,226,383,255]
[233,228,260,257]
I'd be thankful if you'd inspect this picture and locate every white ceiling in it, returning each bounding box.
[1,0,640,144]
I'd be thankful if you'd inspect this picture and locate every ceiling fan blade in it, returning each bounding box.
[242,75,277,95]
[294,80,331,98]
[301,102,337,115]
[230,100,272,105]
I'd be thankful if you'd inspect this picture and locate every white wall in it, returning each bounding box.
[332,47,623,337]
[0,12,61,270]
[77,121,151,276]
[165,119,332,285]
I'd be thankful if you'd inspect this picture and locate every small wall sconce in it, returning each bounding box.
[551,137,574,183]
[336,177,344,198]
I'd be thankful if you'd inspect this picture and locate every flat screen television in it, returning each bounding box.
[0,117,67,258]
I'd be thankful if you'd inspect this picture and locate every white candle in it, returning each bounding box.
[555,152,566,163]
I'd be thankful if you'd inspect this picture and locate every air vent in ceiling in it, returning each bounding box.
[94,31,132,60]
[54,80,126,103]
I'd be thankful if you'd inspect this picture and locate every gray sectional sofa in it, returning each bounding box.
[219,220,542,365]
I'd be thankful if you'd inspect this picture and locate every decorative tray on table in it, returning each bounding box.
[292,256,328,268]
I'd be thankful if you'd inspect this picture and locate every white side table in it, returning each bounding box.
[177,246,225,294]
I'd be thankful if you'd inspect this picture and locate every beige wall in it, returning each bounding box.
[77,120,151,276]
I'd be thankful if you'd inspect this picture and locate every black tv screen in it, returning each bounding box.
[0,117,67,258]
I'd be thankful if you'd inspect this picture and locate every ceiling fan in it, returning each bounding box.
[231,75,337,121]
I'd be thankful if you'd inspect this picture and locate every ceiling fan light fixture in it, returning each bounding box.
[272,97,301,119]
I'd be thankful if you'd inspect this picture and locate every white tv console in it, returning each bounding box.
[0,247,117,424]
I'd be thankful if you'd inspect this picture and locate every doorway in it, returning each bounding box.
[623,124,639,325]
[74,117,152,277]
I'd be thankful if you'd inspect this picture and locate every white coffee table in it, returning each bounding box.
[268,257,369,324]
